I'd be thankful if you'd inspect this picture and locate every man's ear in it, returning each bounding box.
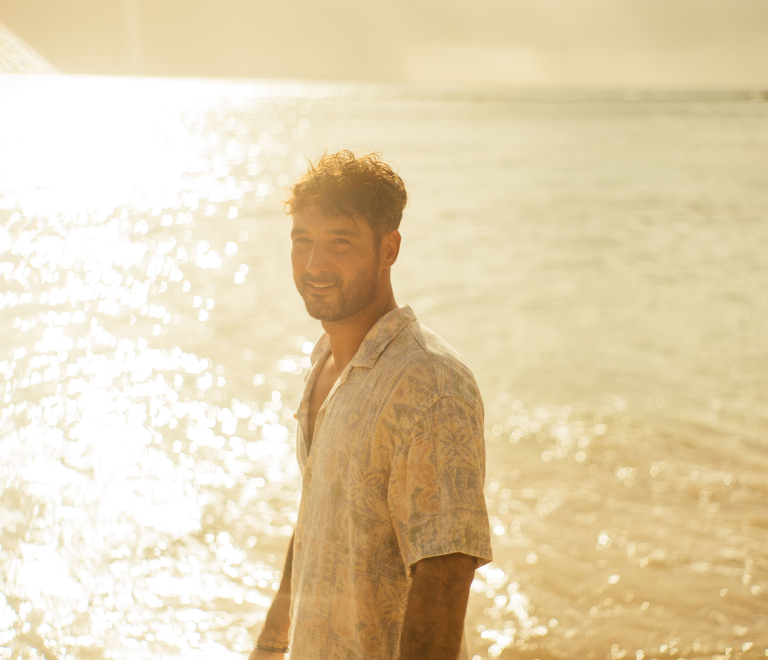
[380,230,401,269]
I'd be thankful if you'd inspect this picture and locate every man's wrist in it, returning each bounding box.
[257,624,290,646]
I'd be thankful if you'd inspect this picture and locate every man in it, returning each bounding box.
[249,151,492,660]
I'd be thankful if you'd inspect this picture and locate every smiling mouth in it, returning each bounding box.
[307,282,335,290]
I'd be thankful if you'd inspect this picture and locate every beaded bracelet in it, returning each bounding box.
[255,636,289,654]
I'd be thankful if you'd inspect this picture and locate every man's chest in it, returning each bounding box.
[306,357,337,452]
[300,371,401,504]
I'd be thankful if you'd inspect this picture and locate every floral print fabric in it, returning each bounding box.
[289,304,492,659]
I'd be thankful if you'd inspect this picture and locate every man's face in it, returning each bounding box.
[291,205,381,322]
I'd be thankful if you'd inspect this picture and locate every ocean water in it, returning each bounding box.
[1,74,767,660]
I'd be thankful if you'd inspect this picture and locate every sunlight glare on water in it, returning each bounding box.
[0,75,328,659]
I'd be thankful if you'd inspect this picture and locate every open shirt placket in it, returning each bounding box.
[292,306,416,554]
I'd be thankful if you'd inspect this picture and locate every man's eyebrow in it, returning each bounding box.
[290,227,359,238]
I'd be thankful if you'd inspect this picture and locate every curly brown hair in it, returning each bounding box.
[285,151,408,240]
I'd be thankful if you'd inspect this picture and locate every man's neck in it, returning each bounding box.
[321,287,398,378]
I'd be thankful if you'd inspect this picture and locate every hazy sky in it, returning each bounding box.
[2,0,767,87]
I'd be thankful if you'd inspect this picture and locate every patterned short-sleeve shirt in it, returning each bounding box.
[290,304,493,659]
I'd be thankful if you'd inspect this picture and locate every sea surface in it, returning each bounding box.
[1,74,767,660]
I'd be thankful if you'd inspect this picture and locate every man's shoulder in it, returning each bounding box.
[380,320,483,412]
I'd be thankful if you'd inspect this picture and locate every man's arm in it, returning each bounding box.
[398,552,476,660]
[248,532,294,660]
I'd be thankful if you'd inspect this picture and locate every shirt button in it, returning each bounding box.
[305,472,312,484]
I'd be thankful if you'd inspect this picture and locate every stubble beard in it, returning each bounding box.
[297,258,381,323]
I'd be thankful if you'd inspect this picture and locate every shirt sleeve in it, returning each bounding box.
[387,395,493,577]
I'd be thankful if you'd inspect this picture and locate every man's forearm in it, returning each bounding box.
[278,531,294,595]
[260,532,294,641]
[398,553,475,660]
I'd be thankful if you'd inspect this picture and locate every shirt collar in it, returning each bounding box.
[351,304,417,369]
[311,304,417,371]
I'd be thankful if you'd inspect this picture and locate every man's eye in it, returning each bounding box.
[333,239,350,245]
[293,238,310,245]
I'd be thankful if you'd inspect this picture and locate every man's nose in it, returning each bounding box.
[305,245,332,274]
